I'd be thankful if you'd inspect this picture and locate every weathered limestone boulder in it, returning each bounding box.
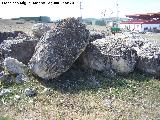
[136,41,160,77]
[32,23,51,38]
[29,18,89,79]
[125,37,145,48]
[122,35,160,77]
[0,38,38,65]
[1,57,30,84]
[120,37,147,63]
[80,38,137,75]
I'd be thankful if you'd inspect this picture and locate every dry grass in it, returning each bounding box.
[0,68,160,120]
[0,19,56,37]
[0,19,33,36]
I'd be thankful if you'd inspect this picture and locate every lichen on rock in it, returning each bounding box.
[29,18,90,79]
[80,38,137,75]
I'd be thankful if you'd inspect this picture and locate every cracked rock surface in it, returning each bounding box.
[136,41,160,76]
[32,23,51,38]
[0,37,38,65]
[29,18,89,79]
[80,38,137,75]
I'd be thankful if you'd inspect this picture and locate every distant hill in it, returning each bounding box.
[11,16,51,23]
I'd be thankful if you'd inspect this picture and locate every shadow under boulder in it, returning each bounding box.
[0,31,27,44]
[0,37,38,71]
[89,30,105,42]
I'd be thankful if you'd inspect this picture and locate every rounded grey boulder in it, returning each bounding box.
[3,57,28,74]
[24,88,37,97]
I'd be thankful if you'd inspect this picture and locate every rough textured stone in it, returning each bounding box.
[89,31,105,42]
[80,38,137,75]
[0,31,27,44]
[14,95,21,101]
[29,18,89,79]
[0,88,12,97]
[136,41,160,77]
[15,74,29,83]
[0,71,4,78]
[32,23,51,38]
[3,57,28,74]
[0,74,14,84]
[125,37,145,48]
[42,88,53,96]
[0,49,3,72]
[24,88,37,97]
[0,37,38,65]
[121,35,160,77]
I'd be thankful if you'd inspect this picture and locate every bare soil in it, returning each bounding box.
[0,19,55,37]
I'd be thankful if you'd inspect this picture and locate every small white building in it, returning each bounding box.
[120,12,160,32]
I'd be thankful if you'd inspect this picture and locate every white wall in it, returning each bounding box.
[120,23,160,32]
[120,24,141,31]
[142,24,160,32]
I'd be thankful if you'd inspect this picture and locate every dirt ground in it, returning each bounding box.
[0,19,55,37]
[0,20,160,41]
[0,19,33,36]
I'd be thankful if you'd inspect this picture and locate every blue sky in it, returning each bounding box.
[0,0,159,20]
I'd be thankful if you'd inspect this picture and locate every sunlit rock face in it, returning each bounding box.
[80,38,137,75]
[29,18,89,79]
[32,23,51,38]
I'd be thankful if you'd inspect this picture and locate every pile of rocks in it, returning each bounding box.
[0,18,90,81]
[0,17,160,84]
[80,35,160,77]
